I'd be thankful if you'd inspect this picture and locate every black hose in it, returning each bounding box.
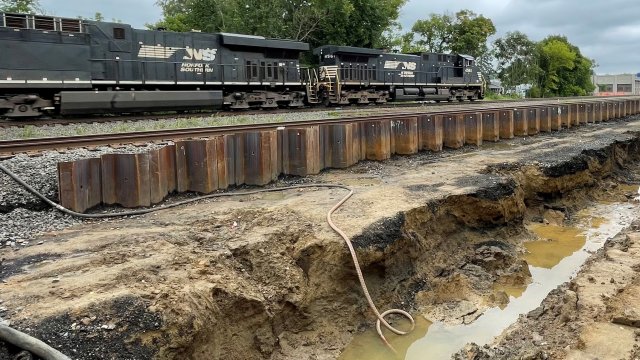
[0,324,70,360]
[0,162,350,219]
[0,162,414,352]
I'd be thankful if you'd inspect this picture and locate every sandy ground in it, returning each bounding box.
[1,117,640,359]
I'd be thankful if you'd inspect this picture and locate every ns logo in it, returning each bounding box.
[184,48,218,62]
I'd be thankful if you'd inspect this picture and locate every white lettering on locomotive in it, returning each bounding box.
[137,45,217,62]
[383,61,417,71]
[183,48,218,62]
[179,63,214,73]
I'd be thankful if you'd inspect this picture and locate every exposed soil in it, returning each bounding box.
[455,219,640,360]
[1,117,640,359]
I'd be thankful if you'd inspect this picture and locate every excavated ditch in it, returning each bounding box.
[2,133,640,360]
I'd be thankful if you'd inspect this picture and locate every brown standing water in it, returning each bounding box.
[340,202,638,360]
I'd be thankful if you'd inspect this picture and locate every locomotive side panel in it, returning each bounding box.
[217,34,309,108]
[0,13,93,116]
[0,21,91,89]
[128,29,222,85]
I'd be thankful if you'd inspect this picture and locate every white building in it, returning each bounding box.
[592,73,640,96]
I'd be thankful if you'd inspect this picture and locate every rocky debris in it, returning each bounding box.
[612,308,640,328]
[556,290,578,323]
[454,217,640,360]
[471,245,513,270]
[2,296,161,360]
[451,343,549,360]
[542,209,565,226]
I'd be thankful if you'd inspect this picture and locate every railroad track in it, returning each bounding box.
[3,96,637,213]
[1,97,635,157]
[0,100,451,129]
[0,95,621,129]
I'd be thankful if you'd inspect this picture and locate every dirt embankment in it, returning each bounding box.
[456,221,640,360]
[455,150,640,359]
[1,121,640,359]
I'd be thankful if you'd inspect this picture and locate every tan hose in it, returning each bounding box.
[1,161,414,351]
[327,188,415,352]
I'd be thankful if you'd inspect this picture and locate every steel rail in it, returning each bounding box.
[0,97,634,155]
[0,95,635,129]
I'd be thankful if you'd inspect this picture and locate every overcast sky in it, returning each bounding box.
[39,0,638,75]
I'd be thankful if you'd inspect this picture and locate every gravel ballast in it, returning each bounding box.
[0,101,548,141]
[0,144,167,243]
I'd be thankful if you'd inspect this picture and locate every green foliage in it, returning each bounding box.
[0,0,40,13]
[484,91,522,100]
[19,125,37,139]
[528,86,542,98]
[153,0,406,50]
[410,13,453,53]
[534,35,595,97]
[493,31,539,92]
[408,10,495,58]
[493,33,595,98]
[449,10,495,57]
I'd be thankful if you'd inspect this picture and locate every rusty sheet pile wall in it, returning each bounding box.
[57,99,640,212]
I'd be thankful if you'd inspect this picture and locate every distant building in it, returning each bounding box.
[592,73,640,96]
[488,80,504,94]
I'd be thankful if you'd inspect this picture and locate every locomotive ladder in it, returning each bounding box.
[305,68,320,104]
[323,66,340,103]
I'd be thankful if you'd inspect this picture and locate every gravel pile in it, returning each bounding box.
[0,208,81,244]
[0,144,166,243]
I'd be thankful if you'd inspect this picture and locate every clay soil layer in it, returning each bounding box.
[2,117,640,359]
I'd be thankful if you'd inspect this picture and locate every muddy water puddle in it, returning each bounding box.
[340,202,638,360]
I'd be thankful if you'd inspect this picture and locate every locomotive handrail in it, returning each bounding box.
[335,66,441,86]
[87,58,303,87]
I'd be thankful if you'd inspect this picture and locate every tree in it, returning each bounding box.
[532,35,595,97]
[0,0,41,13]
[493,31,539,92]
[410,13,453,53]
[153,0,406,50]
[408,10,495,58]
[449,10,495,57]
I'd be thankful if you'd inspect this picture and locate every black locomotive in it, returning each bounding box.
[0,12,485,119]
[313,46,484,105]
